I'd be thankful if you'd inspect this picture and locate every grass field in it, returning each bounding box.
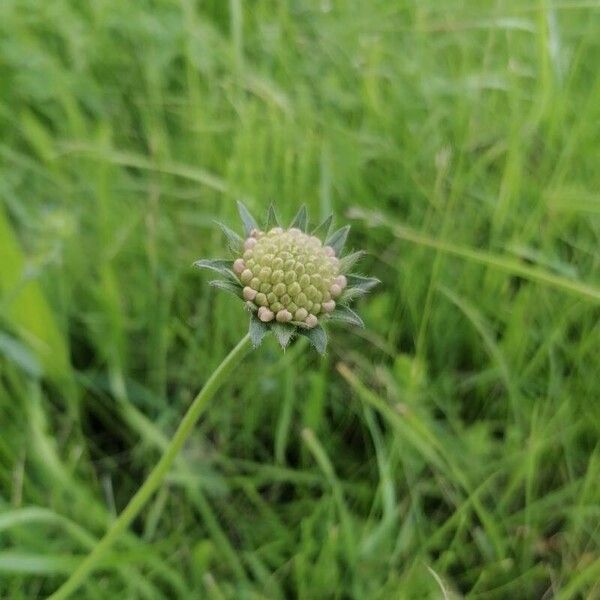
[1,0,599,598]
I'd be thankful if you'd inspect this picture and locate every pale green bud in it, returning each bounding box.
[276,309,293,323]
[288,282,301,296]
[255,293,268,306]
[273,283,287,296]
[271,270,285,284]
[296,292,308,307]
[295,308,308,321]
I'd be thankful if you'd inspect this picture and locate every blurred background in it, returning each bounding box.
[1,1,599,598]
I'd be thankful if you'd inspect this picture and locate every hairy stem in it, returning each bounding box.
[48,333,252,600]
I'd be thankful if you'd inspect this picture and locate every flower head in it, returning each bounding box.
[195,203,379,354]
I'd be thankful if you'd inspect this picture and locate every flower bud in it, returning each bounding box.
[233,259,246,274]
[288,282,301,296]
[334,275,348,289]
[330,284,342,298]
[322,300,336,313]
[244,237,257,251]
[255,293,268,306]
[295,308,308,321]
[243,287,257,301]
[305,315,318,328]
[271,270,285,284]
[258,307,275,322]
[276,309,293,323]
[273,283,287,296]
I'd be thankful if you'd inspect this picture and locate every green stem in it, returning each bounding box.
[48,333,252,600]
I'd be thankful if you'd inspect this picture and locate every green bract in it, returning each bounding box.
[195,203,379,354]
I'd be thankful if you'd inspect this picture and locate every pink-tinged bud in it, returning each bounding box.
[276,309,293,323]
[330,284,342,298]
[250,228,261,238]
[244,237,258,250]
[334,275,347,289]
[243,287,257,301]
[324,246,336,257]
[305,314,319,329]
[322,300,336,313]
[258,307,275,322]
[295,307,308,321]
[233,259,246,274]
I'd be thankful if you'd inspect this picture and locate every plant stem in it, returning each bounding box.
[48,333,252,600]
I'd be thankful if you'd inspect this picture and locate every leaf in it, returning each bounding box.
[266,204,280,229]
[339,251,366,273]
[312,214,333,239]
[289,205,308,232]
[326,225,350,255]
[215,221,243,252]
[271,323,295,349]
[237,200,259,235]
[328,305,365,328]
[209,279,243,299]
[249,315,269,348]
[346,275,380,292]
[298,325,328,355]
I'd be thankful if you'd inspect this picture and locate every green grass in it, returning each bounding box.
[1,0,599,598]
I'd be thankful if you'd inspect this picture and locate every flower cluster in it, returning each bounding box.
[234,227,347,327]
[195,203,378,353]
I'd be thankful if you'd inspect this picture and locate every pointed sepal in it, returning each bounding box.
[215,221,244,252]
[209,279,243,299]
[298,325,328,355]
[271,323,295,349]
[312,214,333,238]
[289,205,308,232]
[249,315,269,348]
[237,200,259,236]
[328,305,364,328]
[326,225,350,256]
[346,275,380,291]
[339,251,366,273]
[266,204,280,230]
[194,259,236,280]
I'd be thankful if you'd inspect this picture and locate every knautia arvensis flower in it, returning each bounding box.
[195,202,379,354]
